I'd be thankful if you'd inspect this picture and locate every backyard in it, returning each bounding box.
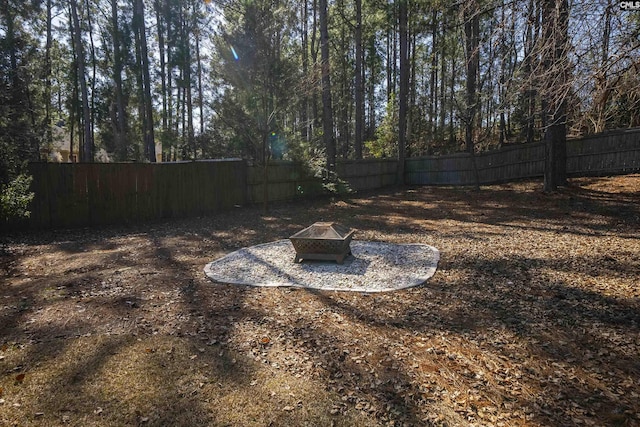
[1,175,639,426]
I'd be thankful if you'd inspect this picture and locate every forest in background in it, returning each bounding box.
[1,0,639,192]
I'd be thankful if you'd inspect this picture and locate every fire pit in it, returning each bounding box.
[289,222,355,264]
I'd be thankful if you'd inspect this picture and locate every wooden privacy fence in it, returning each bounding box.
[336,159,397,191]
[406,143,546,185]
[245,159,398,204]
[246,161,323,203]
[406,128,640,185]
[23,158,396,228]
[16,128,640,228]
[27,160,246,228]
[566,128,640,175]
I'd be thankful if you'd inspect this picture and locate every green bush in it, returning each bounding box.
[1,174,34,222]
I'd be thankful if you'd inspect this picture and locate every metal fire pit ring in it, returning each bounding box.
[289,222,355,264]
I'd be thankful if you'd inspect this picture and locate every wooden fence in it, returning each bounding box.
[336,159,397,191]
[245,159,398,204]
[406,128,640,185]
[13,128,640,229]
[566,128,640,176]
[246,161,323,204]
[405,143,546,185]
[21,159,397,228]
[26,160,246,228]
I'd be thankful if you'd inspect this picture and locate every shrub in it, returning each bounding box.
[1,174,34,223]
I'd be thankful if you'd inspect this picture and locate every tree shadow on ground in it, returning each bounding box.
[0,234,259,426]
[355,182,640,239]
[296,249,639,425]
[2,176,639,426]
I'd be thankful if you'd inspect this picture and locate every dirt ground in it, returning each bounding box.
[1,175,639,426]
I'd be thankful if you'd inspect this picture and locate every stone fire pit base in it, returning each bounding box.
[204,240,439,293]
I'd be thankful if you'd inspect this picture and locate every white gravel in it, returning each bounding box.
[204,240,440,292]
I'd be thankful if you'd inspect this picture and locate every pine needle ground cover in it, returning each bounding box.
[1,175,638,426]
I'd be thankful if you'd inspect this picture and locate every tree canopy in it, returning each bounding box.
[0,0,638,184]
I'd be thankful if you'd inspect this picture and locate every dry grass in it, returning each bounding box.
[1,175,639,427]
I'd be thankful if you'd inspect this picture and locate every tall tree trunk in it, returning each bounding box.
[464,2,478,154]
[337,7,350,159]
[367,35,377,140]
[498,0,508,146]
[68,11,77,162]
[70,0,93,162]
[154,0,168,134]
[593,0,612,132]
[167,4,174,137]
[464,0,480,189]
[449,47,456,145]
[386,14,391,100]
[542,0,555,191]
[133,0,145,159]
[300,0,310,142]
[311,0,320,133]
[180,70,186,151]
[428,10,437,138]
[397,0,408,185]
[134,0,156,162]
[85,0,97,150]
[438,12,446,139]
[354,0,364,159]
[408,28,417,158]
[524,0,537,144]
[112,0,127,160]
[142,0,156,163]
[195,25,205,135]
[543,0,569,192]
[183,6,195,159]
[319,0,335,176]
[45,0,53,149]
[339,79,349,158]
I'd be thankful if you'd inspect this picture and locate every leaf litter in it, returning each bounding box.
[0,175,638,426]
